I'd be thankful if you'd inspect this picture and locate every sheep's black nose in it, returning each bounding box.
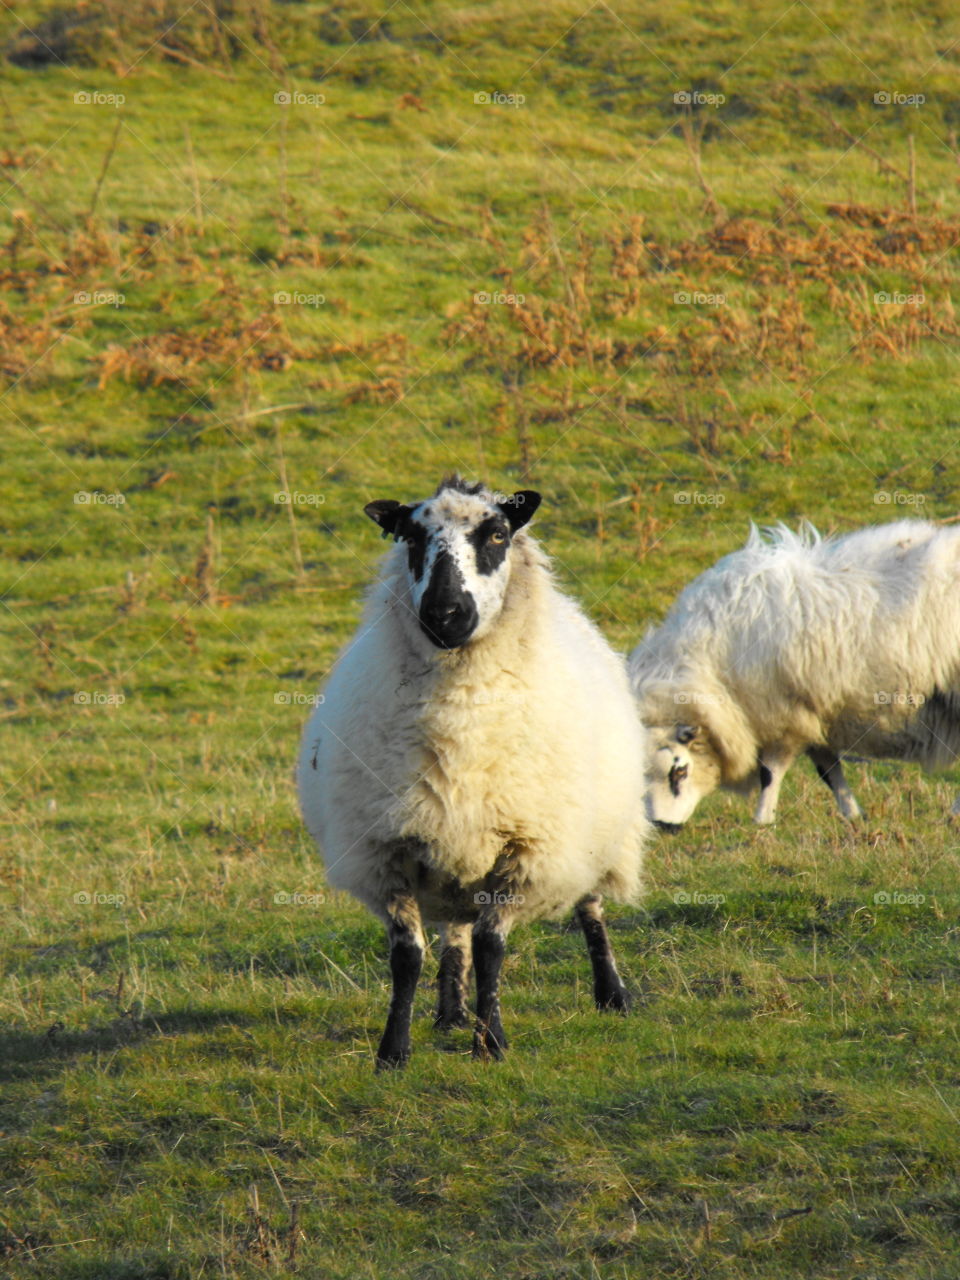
[420,599,479,648]
[654,820,684,834]
[418,552,479,649]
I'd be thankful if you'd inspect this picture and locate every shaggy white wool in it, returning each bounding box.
[298,493,648,927]
[630,518,960,821]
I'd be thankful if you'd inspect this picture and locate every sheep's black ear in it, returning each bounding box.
[675,724,698,745]
[498,490,541,532]
[364,500,410,540]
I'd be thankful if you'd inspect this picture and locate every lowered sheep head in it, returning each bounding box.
[364,476,541,650]
[644,722,722,830]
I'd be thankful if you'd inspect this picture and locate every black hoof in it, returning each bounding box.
[375,1036,411,1070]
[596,983,631,1014]
[375,1051,409,1072]
[471,1026,508,1061]
[434,1009,471,1031]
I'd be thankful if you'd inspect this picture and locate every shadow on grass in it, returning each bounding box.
[0,1008,258,1086]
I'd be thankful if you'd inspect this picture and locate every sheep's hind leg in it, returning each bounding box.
[376,894,425,1071]
[576,895,630,1013]
[806,745,863,820]
[472,918,510,1061]
[434,922,472,1029]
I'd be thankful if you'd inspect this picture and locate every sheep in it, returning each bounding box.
[297,476,648,1068]
[628,518,960,829]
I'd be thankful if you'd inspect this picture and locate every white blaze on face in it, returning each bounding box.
[644,725,716,827]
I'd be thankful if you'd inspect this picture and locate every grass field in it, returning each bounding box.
[2,2,960,1276]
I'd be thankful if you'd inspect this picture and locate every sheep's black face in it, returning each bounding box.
[365,479,541,650]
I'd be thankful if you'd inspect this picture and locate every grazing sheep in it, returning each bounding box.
[297,476,648,1067]
[629,519,960,828]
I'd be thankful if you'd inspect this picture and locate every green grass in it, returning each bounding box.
[2,2,960,1276]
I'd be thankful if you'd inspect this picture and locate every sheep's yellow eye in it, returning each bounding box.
[490,531,506,545]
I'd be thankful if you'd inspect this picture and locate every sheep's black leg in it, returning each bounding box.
[434,922,471,1029]
[472,919,509,1060]
[806,745,863,820]
[576,895,630,1013]
[376,896,424,1070]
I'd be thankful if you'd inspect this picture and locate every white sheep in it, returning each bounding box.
[629,518,960,828]
[297,476,648,1067]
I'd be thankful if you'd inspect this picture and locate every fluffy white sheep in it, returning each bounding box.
[298,476,648,1067]
[629,518,960,828]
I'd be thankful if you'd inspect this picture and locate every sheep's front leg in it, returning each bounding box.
[754,748,795,824]
[435,922,472,1029]
[472,917,510,1061]
[575,895,630,1013]
[806,745,863,820]
[376,894,425,1070]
